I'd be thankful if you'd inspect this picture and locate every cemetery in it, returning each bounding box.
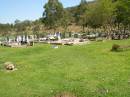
[0,35,34,47]
[0,32,92,47]
[1,30,129,48]
[0,0,130,97]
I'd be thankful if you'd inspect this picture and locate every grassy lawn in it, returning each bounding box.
[0,40,130,97]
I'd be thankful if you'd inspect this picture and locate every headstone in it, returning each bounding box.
[30,41,34,46]
[52,45,59,49]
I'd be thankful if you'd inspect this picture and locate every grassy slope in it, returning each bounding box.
[0,40,130,97]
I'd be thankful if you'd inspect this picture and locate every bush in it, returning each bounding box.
[111,44,120,51]
[30,41,34,46]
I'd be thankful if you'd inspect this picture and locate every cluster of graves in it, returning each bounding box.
[37,32,90,45]
[0,35,34,47]
[111,30,130,40]
[0,30,130,47]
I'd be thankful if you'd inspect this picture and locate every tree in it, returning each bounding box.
[0,23,13,41]
[32,19,43,40]
[61,10,71,32]
[14,20,24,36]
[86,0,115,32]
[75,0,88,32]
[115,0,130,33]
[43,0,65,33]
[14,20,32,42]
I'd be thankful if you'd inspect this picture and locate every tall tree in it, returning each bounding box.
[61,10,71,33]
[87,0,115,30]
[76,0,88,32]
[32,19,43,40]
[115,0,130,33]
[0,23,13,41]
[77,0,116,40]
[14,20,31,41]
[43,0,65,33]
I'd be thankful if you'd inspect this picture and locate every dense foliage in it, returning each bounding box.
[0,0,130,36]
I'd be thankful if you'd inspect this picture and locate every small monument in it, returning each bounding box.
[52,45,59,49]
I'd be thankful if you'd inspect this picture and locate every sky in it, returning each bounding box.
[0,0,93,24]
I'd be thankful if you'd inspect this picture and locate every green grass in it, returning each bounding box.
[0,40,130,97]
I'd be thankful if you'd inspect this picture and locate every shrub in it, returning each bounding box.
[111,44,120,51]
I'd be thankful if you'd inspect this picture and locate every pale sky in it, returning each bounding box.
[0,0,94,24]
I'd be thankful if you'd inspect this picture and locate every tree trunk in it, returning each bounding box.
[7,36,9,42]
[123,25,126,34]
[82,24,85,33]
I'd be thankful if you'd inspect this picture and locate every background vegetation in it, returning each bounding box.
[0,0,130,37]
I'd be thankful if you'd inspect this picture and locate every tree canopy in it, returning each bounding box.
[43,0,65,31]
[0,0,130,36]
